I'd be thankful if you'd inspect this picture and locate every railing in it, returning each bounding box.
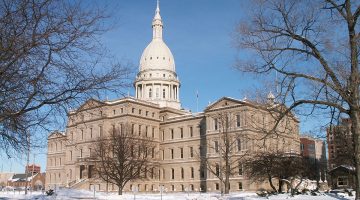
[69,178,88,188]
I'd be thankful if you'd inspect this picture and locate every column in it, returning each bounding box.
[168,84,170,99]
[152,83,154,100]
[177,85,179,101]
[142,84,145,99]
[135,84,138,98]
[170,84,172,100]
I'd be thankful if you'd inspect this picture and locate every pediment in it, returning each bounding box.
[205,97,245,111]
[48,131,65,139]
[77,98,104,111]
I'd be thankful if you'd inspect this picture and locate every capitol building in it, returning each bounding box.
[46,2,300,193]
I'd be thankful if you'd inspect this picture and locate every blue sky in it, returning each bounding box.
[1,0,321,173]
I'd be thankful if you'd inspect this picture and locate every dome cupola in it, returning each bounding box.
[134,0,181,109]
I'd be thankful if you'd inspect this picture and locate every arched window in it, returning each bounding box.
[149,88,152,98]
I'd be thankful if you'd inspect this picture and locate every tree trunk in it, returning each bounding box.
[268,175,277,192]
[350,111,360,199]
[278,179,283,193]
[224,178,230,194]
[118,185,123,195]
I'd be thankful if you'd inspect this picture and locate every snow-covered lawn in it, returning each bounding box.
[0,189,355,200]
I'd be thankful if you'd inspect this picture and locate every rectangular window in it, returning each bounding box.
[90,128,93,138]
[152,147,155,158]
[146,111,148,116]
[132,124,135,134]
[139,125,142,136]
[139,109,142,115]
[99,126,103,137]
[80,149,83,158]
[120,108,123,113]
[236,114,241,127]
[214,118,218,130]
[171,129,174,139]
[162,130,165,141]
[190,147,194,157]
[152,127,155,138]
[191,167,194,178]
[338,176,348,186]
[238,182,243,190]
[214,141,219,153]
[180,128,183,138]
[238,163,243,175]
[171,149,174,159]
[216,183,219,190]
[190,126,193,137]
[180,148,183,158]
[113,110,116,115]
[70,151,72,161]
[237,138,241,151]
[145,126,148,137]
[132,108,135,113]
[300,143,304,151]
[81,130,84,140]
[162,150,164,160]
[171,169,175,179]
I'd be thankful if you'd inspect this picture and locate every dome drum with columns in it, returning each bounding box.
[134,0,181,109]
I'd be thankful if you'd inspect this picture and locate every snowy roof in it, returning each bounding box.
[329,165,355,173]
[8,173,37,182]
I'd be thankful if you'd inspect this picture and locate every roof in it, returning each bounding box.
[8,173,37,182]
[329,165,355,173]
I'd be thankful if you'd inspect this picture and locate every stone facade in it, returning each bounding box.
[46,96,300,192]
[45,2,301,193]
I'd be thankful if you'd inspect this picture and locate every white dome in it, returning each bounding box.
[140,39,175,72]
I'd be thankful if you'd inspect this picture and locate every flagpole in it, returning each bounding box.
[196,90,199,113]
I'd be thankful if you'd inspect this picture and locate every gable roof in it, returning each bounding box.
[48,131,66,139]
[205,97,265,112]
[75,98,105,112]
[329,165,355,174]
[8,173,37,182]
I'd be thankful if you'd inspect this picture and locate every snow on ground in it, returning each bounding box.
[0,189,356,200]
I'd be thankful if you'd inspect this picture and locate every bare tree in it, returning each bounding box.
[92,125,156,195]
[0,0,131,155]
[328,119,355,167]
[203,111,249,195]
[235,0,360,197]
[246,151,316,195]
